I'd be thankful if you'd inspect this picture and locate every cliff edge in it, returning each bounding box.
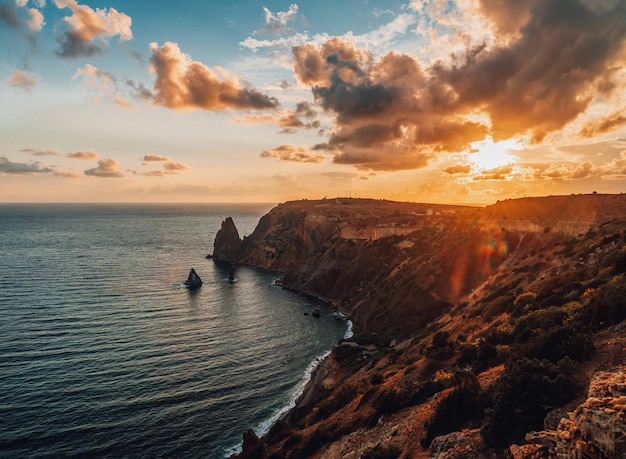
[215,194,626,458]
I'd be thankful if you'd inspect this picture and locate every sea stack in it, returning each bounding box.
[184,268,202,288]
[211,217,242,262]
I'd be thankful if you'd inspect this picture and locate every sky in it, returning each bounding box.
[1,0,626,204]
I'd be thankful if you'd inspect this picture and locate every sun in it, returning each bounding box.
[469,137,519,170]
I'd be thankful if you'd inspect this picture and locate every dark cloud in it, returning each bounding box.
[261,144,325,163]
[84,158,123,177]
[0,156,52,174]
[290,0,626,171]
[148,41,278,111]
[0,2,22,29]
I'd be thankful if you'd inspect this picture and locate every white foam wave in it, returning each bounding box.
[224,349,332,458]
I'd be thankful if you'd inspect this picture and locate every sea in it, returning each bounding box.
[0,203,350,458]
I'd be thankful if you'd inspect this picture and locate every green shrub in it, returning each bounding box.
[421,387,486,447]
[313,383,358,422]
[480,357,578,449]
[573,275,626,329]
[367,380,440,426]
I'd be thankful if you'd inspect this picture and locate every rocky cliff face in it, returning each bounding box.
[512,364,626,459]
[218,194,626,459]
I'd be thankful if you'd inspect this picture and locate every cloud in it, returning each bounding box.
[231,101,319,132]
[73,64,115,91]
[240,10,415,54]
[142,154,170,162]
[146,41,278,111]
[289,0,626,171]
[261,144,325,163]
[142,158,189,176]
[25,7,44,30]
[84,158,123,177]
[443,164,472,175]
[7,69,38,91]
[0,156,52,174]
[163,161,189,173]
[261,4,299,35]
[472,165,515,181]
[52,0,132,58]
[72,64,135,108]
[580,110,626,137]
[0,2,21,29]
[68,149,99,160]
[20,147,61,156]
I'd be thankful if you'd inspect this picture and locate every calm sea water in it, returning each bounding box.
[0,203,348,458]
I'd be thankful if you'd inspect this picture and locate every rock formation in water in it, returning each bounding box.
[211,217,242,262]
[184,268,202,288]
[218,194,626,458]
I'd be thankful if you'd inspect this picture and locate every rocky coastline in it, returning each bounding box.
[212,195,626,459]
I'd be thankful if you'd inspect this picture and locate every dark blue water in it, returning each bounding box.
[0,204,349,458]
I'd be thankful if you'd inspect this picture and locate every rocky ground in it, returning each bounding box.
[213,194,626,459]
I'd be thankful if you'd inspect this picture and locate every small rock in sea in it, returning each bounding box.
[184,268,203,288]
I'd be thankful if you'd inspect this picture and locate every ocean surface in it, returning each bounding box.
[0,203,349,458]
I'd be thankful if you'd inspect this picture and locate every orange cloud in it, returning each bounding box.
[261,144,325,163]
[142,154,170,162]
[580,110,626,138]
[7,69,38,92]
[68,149,100,160]
[163,161,189,173]
[26,7,44,31]
[53,0,132,57]
[290,0,626,171]
[148,41,278,111]
[84,158,122,177]
[443,164,472,175]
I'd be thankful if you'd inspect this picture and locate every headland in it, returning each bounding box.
[212,194,626,459]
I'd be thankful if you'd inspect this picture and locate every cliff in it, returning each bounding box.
[215,194,626,458]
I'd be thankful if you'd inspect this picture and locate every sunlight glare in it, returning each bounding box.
[469,138,519,170]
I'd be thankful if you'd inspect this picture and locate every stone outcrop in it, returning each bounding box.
[211,217,242,262]
[514,366,626,459]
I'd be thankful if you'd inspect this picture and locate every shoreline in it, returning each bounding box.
[224,309,353,458]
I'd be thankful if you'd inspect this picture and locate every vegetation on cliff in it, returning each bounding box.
[218,194,626,458]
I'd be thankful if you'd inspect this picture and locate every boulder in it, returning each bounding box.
[212,217,242,262]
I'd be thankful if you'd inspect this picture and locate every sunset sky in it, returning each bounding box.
[1,0,625,203]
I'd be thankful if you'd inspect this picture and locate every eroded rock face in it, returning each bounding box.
[212,217,242,262]
[517,366,626,459]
